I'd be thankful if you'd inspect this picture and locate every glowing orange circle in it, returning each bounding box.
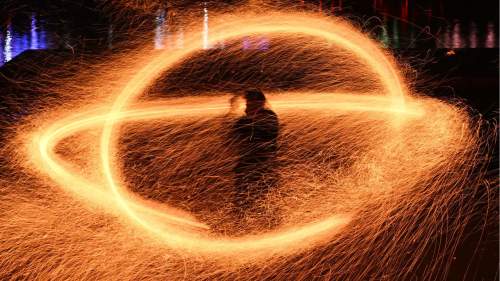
[35,12,410,258]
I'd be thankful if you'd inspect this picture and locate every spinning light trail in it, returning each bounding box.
[100,12,408,256]
[0,8,494,281]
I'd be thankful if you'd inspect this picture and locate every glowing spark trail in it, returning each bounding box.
[0,8,494,281]
[98,12,409,256]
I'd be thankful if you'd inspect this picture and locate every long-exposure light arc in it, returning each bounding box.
[98,12,411,257]
[0,5,490,280]
[32,93,422,256]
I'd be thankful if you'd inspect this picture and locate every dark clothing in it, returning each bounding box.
[232,108,279,211]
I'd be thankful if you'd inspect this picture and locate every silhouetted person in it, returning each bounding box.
[232,89,279,214]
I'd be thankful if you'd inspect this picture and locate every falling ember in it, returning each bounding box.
[0,7,495,281]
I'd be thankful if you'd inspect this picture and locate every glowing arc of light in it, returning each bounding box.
[31,92,422,257]
[100,12,410,255]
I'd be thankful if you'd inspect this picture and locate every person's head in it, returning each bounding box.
[244,89,266,115]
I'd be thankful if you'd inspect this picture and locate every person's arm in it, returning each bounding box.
[261,111,279,141]
[269,113,279,139]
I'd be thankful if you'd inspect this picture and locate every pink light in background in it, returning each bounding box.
[485,22,496,48]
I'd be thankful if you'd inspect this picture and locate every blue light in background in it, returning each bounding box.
[1,13,47,66]
[31,14,39,50]
[4,24,13,62]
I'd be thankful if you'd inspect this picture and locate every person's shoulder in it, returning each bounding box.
[261,109,278,123]
[260,109,278,118]
[237,115,250,122]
